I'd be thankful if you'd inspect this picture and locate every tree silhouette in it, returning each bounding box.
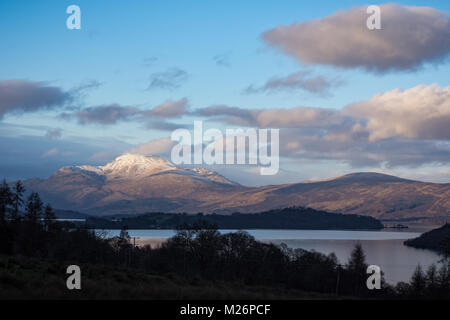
[11,180,25,221]
[0,179,12,222]
[25,192,43,224]
[346,243,369,296]
[348,243,367,272]
[410,265,426,297]
[44,204,56,231]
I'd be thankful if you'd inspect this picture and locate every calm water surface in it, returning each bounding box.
[101,229,441,284]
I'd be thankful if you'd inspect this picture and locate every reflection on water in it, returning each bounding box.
[101,229,441,284]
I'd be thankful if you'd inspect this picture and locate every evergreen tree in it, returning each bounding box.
[44,204,56,231]
[346,243,369,295]
[410,265,426,297]
[25,192,43,223]
[348,243,368,273]
[426,264,438,292]
[0,179,13,221]
[11,180,25,220]
[437,258,450,295]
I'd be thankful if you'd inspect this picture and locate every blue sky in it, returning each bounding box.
[1,1,450,185]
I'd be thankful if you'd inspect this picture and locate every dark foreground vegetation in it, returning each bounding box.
[405,223,450,253]
[1,255,341,300]
[86,207,383,230]
[1,180,450,299]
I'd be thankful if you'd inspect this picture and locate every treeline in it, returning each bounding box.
[0,180,449,299]
[0,180,111,262]
[86,207,383,230]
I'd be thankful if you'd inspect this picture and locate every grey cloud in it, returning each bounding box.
[263,4,450,72]
[0,80,71,119]
[196,105,256,126]
[45,128,63,139]
[196,104,341,128]
[70,79,103,95]
[278,128,450,168]
[213,54,231,67]
[61,98,189,126]
[146,98,188,118]
[142,57,158,67]
[245,71,344,96]
[146,121,188,131]
[147,68,189,90]
[62,104,141,125]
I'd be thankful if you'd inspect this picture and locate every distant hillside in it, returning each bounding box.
[85,207,383,230]
[404,224,450,253]
[54,209,90,220]
[221,173,450,223]
[22,154,450,224]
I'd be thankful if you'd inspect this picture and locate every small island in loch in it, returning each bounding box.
[84,206,384,231]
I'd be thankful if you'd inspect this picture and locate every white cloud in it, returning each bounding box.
[346,84,450,141]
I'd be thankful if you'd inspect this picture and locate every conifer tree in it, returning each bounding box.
[347,243,369,295]
[410,265,426,297]
[25,192,44,223]
[11,180,25,220]
[44,204,56,230]
[0,179,12,221]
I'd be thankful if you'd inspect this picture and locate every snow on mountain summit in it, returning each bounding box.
[101,154,176,178]
[55,153,237,185]
[56,154,177,180]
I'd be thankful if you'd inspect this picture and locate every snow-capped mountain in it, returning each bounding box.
[24,153,243,215]
[55,154,236,184]
[93,154,176,179]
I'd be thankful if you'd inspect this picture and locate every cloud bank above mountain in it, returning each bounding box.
[196,84,450,168]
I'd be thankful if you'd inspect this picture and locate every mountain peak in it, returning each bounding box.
[108,153,174,168]
[52,153,238,185]
[101,153,176,178]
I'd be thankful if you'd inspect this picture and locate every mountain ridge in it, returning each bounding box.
[22,154,450,223]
